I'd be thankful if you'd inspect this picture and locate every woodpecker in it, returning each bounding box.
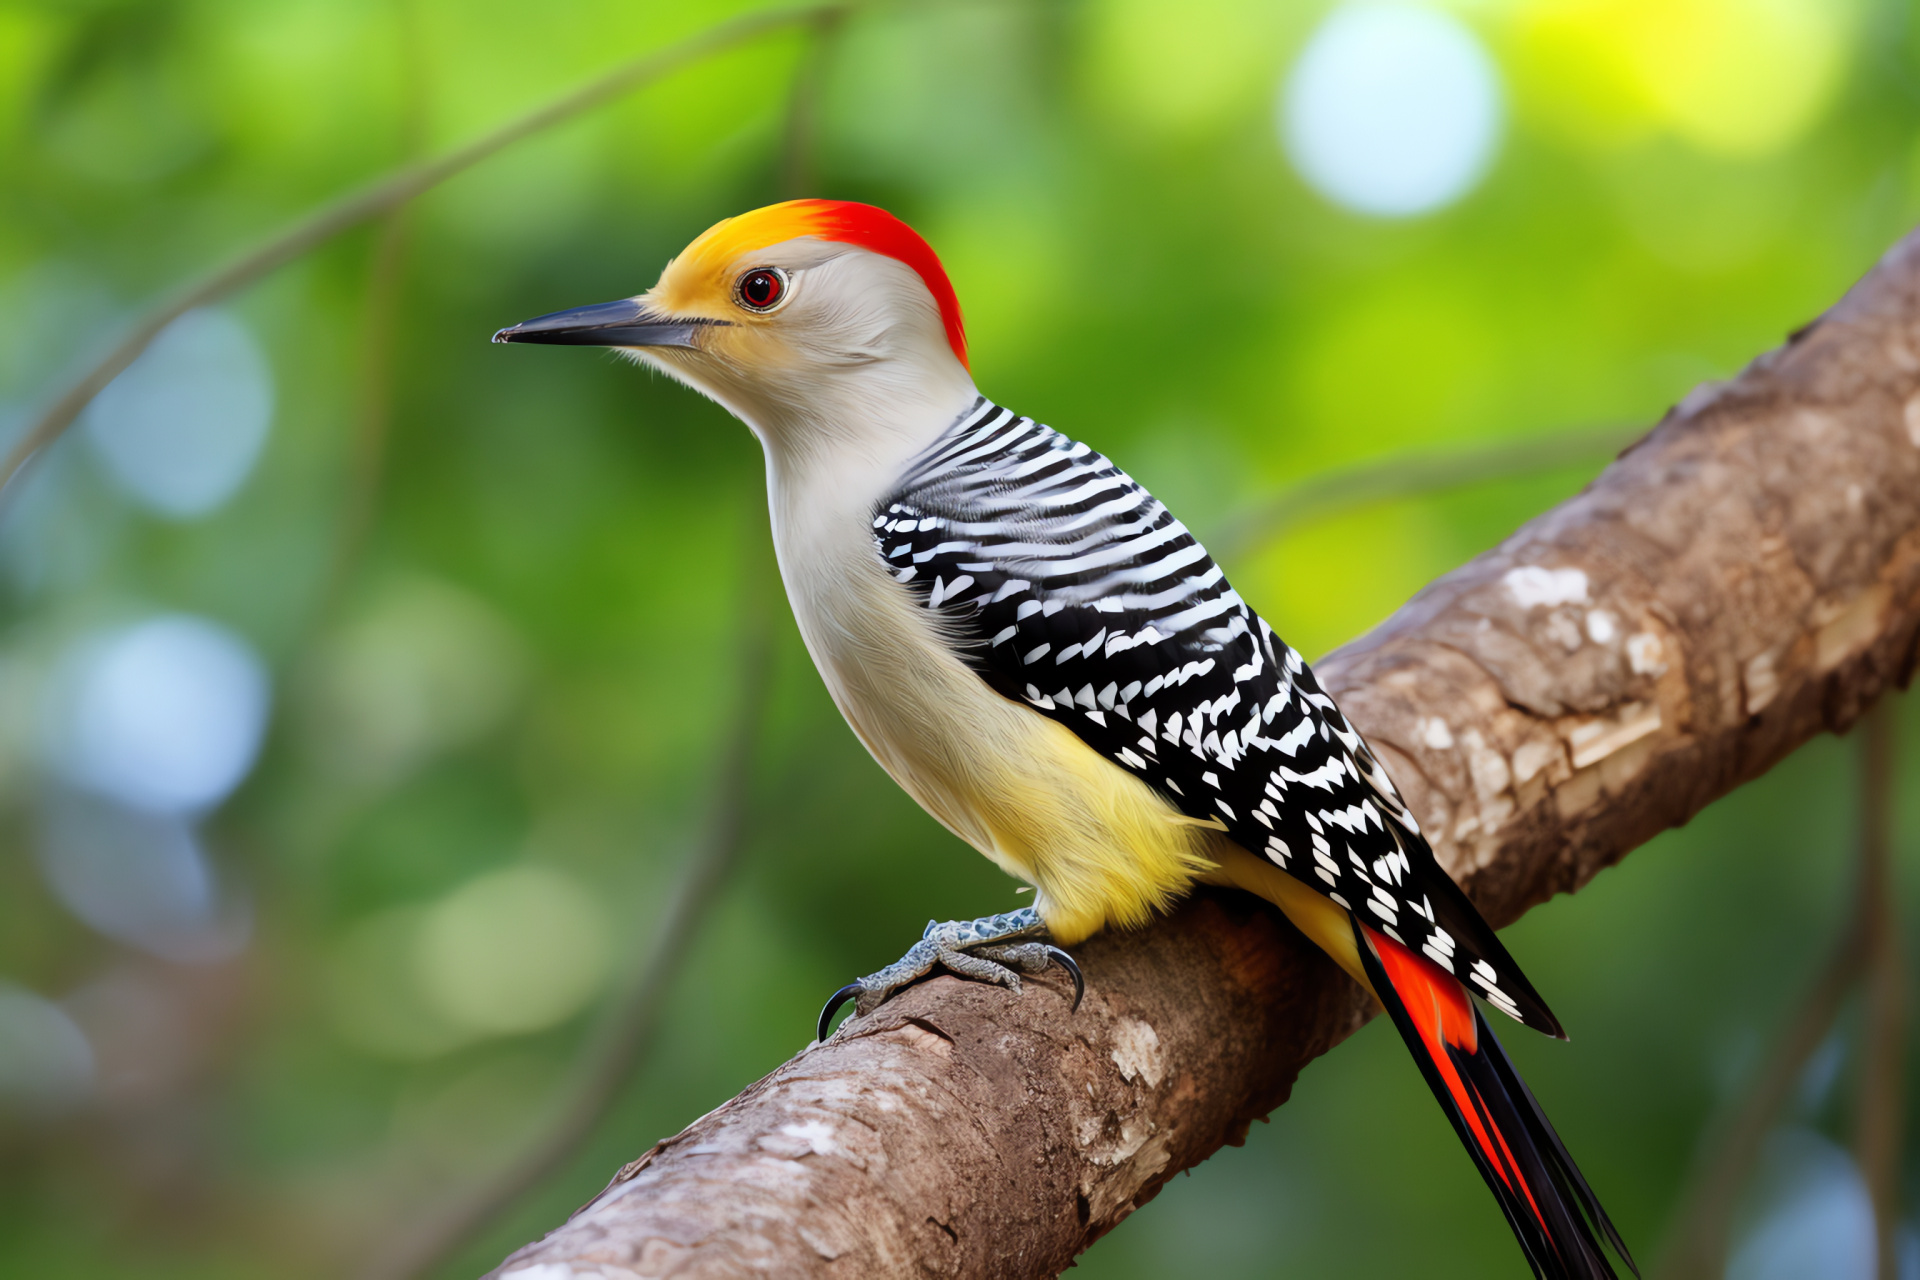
[496,199,1636,1279]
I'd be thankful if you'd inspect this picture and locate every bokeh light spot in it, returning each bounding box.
[1511,0,1848,158]
[300,577,528,788]
[1281,3,1503,217]
[35,792,248,962]
[44,614,271,814]
[1079,0,1291,138]
[0,984,95,1116]
[82,307,274,519]
[414,865,612,1037]
[1728,1128,1873,1280]
[325,907,476,1061]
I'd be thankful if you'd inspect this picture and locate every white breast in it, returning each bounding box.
[759,427,1218,944]
[766,440,1017,857]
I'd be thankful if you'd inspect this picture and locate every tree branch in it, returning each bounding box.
[488,229,1920,1280]
[357,516,780,1280]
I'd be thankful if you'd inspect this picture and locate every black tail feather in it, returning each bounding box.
[1475,1010,1640,1276]
[1356,921,1632,1280]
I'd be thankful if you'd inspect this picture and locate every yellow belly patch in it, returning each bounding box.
[804,560,1221,947]
[925,712,1222,946]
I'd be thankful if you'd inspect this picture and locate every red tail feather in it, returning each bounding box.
[1357,923,1636,1280]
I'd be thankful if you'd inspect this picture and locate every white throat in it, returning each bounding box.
[638,249,976,623]
[627,243,980,774]
[753,370,976,680]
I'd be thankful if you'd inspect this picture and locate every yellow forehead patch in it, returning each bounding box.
[677,200,846,277]
[657,199,968,367]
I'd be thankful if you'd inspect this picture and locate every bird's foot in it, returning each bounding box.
[817,906,1083,1041]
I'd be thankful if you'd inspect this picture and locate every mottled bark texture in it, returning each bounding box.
[489,231,1920,1279]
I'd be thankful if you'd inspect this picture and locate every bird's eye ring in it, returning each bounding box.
[735,268,788,312]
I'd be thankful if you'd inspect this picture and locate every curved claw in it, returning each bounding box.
[817,982,863,1042]
[1044,945,1085,1012]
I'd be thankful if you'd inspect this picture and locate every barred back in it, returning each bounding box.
[874,397,1558,1035]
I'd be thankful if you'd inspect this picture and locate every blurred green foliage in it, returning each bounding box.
[0,0,1917,1277]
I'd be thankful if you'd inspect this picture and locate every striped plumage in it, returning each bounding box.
[877,396,1558,1036]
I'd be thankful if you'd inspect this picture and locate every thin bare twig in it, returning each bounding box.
[354,518,780,1280]
[351,19,847,1273]
[1207,423,1642,561]
[0,1,858,503]
[1653,703,1902,1280]
[1854,700,1904,1280]
[318,0,432,618]
[1653,931,1864,1278]
[778,7,845,198]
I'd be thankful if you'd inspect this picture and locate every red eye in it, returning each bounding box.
[737,268,785,311]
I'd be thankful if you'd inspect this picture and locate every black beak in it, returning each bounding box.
[491,297,723,348]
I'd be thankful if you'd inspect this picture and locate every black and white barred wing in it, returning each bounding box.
[877,398,1561,1036]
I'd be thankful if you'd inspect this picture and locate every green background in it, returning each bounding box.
[0,0,1913,1276]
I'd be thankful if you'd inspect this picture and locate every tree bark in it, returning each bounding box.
[487,229,1920,1279]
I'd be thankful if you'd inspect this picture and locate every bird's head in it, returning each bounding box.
[494,200,974,453]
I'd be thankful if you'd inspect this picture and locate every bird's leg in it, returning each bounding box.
[817,907,1084,1040]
